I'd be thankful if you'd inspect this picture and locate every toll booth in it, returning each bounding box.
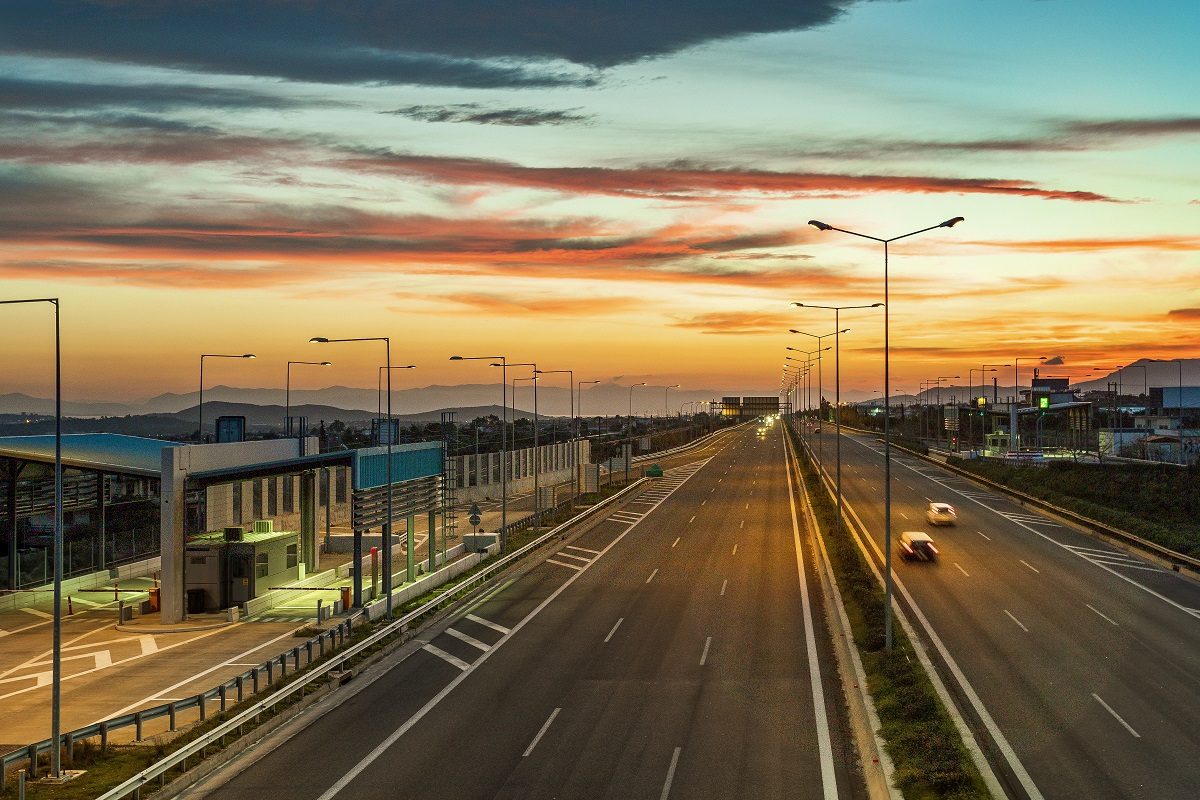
[184,520,300,612]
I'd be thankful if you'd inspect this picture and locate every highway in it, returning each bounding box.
[197,423,866,800]
[801,423,1200,800]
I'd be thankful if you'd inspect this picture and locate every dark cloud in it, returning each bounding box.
[0,76,304,112]
[1167,308,1200,320]
[0,1,861,87]
[385,104,591,126]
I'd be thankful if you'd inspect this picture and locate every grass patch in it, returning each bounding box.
[787,424,989,799]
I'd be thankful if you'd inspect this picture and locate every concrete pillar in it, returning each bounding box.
[352,525,363,607]
[300,471,318,572]
[96,471,106,571]
[427,510,437,573]
[160,446,188,624]
[406,515,415,582]
[5,461,19,591]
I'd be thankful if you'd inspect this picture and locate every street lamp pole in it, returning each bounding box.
[504,363,538,524]
[0,298,64,776]
[628,382,646,485]
[286,361,331,436]
[311,337,397,617]
[377,365,416,423]
[1011,357,1048,454]
[792,303,882,538]
[199,353,256,443]
[809,216,964,650]
[451,356,507,552]
[788,335,843,465]
[578,380,600,437]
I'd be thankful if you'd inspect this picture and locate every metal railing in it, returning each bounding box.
[74,475,647,800]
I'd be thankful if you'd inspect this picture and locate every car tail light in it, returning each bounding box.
[928,544,939,554]
[902,542,913,553]
[946,507,955,515]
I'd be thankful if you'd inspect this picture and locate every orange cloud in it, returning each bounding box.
[668,311,795,335]
[966,236,1200,252]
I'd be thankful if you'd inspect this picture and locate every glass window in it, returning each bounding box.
[255,551,269,579]
[283,476,294,513]
[286,543,298,569]
[267,478,277,517]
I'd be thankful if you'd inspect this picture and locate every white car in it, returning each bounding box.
[926,502,957,526]
[900,531,939,561]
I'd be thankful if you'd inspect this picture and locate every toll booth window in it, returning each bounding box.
[286,544,298,569]
[255,552,269,579]
[283,476,294,513]
[267,478,278,517]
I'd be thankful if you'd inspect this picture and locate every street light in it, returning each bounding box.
[789,334,844,464]
[499,362,539,525]
[285,361,331,435]
[982,363,1011,404]
[199,353,256,443]
[628,382,646,485]
[1011,357,1048,453]
[0,298,63,777]
[931,375,959,447]
[578,379,601,437]
[310,336,398,617]
[450,355,508,552]
[809,215,964,650]
[792,302,883,538]
[377,365,416,424]
[969,367,1000,451]
[664,383,680,418]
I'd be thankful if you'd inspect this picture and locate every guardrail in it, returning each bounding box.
[68,475,648,800]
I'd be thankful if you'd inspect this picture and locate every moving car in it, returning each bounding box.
[900,531,939,561]
[926,502,957,526]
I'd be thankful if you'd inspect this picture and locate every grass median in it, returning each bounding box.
[788,426,991,800]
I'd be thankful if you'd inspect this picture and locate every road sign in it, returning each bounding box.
[469,503,482,516]
[469,513,481,527]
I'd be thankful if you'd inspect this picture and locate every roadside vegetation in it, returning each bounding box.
[787,424,990,799]
[948,459,1200,558]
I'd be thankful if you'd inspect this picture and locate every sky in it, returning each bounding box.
[0,0,1197,404]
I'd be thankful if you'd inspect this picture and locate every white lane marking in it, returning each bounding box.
[978,531,991,541]
[689,515,696,523]
[744,503,749,509]
[556,551,592,564]
[646,569,659,584]
[1020,560,1040,574]
[565,545,601,555]
[672,537,680,548]
[139,635,158,656]
[1093,693,1140,738]
[660,747,682,800]
[740,519,745,529]
[546,559,583,571]
[314,458,713,800]
[718,478,722,482]
[445,627,491,652]
[699,636,712,666]
[701,500,706,506]
[900,512,908,520]
[731,544,738,555]
[523,707,562,756]
[422,643,471,671]
[720,579,727,596]
[1004,610,1029,632]
[604,618,624,643]
[1087,605,1119,626]
[955,563,970,577]
[19,608,52,619]
[782,433,839,800]
[465,613,510,634]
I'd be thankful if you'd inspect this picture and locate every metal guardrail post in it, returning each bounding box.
[101,720,109,750]
[199,692,207,722]
[236,676,244,703]
[265,660,273,684]
[252,668,260,694]
[134,711,143,742]
[306,641,313,665]
[168,703,176,732]
[66,732,73,764]
[26,744,37,778]
[219,685,227,712]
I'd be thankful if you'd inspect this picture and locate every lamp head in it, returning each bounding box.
[320,361,332,366]
[808,220,832,231]
[449,355,462,360]
[309,337,328,343]
[940,217,965,228]
[243,354,256,359]
[870,302,884,307]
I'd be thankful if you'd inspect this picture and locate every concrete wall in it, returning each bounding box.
[454,439,589,503]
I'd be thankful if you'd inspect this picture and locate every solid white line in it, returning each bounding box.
[1004,610,1029,632]
[465,613,510,634]
[421,643,471,671]
[900,512,908,520]
[731,544,738,555]
[313,461,711,800]
[688,515,696,523]
[604,618,624,643]
[1093,693,1140,738]
[701,500,706,506]
[565,545,602,555]
[720,579,727,596]
[1020,560,1041,574]
[659,747,682,800]
[782,434,839,799]
[739,519,745,529]
[546,559,583,571]
[977,531,991,541]
[699,636,712,666]
[1087,605,1118,626]
[19,608,52,619]
[955,563,970,577]
[445,627,490,652]
[672,537,680,548]
[646,569,659,584]
[523,707,561,756]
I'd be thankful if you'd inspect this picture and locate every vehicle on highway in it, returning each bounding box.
[926,502,957,526]
[900,530,939,561]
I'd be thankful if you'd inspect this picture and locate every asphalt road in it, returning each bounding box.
[801,423,1200,800]
[199,422,865,800]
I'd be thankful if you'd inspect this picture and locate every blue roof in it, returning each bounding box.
[0,433,176,476]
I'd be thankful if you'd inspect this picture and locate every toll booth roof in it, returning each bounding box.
[191,529,299,545]
[0,432,175,476]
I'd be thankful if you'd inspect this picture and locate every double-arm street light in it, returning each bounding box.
[808,216,964,650]
[627,382,646,485]
[664,384,680,419]
[503,363,540,525]
[789,336,843,463]
[377,365,416,424]
[792,302,883,537]
[199,353,256,443]
[578,379,601,437]
[285,361,331,436]
[536,368,577,501]
[310,336,398,617]
[450,355,508,552]
[982,363,1011,404]
[1,298,64,777]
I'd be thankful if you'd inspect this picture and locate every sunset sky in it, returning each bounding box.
[0,0,1197,404]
